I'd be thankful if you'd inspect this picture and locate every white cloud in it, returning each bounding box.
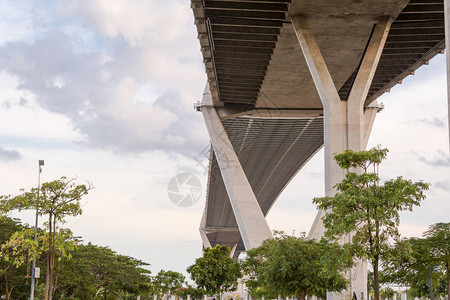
[60,0,191,46]
[0,15,207,155]
[0,1,36,45]
[0,72,84,142]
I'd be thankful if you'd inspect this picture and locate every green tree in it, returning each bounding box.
[425,222,449,299]
[43,229,79,298]
[53,243,152,299]
[313,147,429,300]
[187,245,241,299]
[0,217,39,299]
[153,269,185,299]
[0,216,23,243]
[0,176,93,300]
[0,216,26,299]
[382,222,449,299]
[242,232,353,300]
[0,228,39,300]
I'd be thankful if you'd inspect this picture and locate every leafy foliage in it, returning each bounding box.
[174,285,205,300]
[0,181,166,300]
[379,287,396,300]
[187,245,241,297]
[0,217,39,300]
[153,269,185,298]
[0,176,93,300]
[242,232,353,300]
[382,223,449,299]
[51,242,152,299]
[313,147,429,300]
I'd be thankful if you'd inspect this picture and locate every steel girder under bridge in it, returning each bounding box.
[192,1,450,299]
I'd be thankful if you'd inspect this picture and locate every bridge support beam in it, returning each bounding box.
[200,84,273,250]
[292,14,392,300]
[445,0,450,153]
[347,17,392,151]
[199,212,212,249]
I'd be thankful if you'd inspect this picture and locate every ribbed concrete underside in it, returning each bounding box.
[193,0,445,107]
[204,117,324,255]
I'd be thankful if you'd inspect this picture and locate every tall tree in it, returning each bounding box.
[0,176,93,300]
[242,232,353,300]
[425,222,450,299]
[187,245,241,299]
[313,147,429,300]
[382,222,449,300]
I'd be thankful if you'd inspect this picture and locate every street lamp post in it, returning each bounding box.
[30,160,44,300]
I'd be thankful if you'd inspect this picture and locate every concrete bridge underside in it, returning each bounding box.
[192,0,449,298]
[203,115,324,256]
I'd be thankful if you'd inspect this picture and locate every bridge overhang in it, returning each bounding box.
[193,0,447,263]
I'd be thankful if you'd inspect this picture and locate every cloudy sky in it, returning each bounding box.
[0,0,449,278]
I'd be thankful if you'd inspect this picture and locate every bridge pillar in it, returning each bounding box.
[347,17,392,151]
[199,211,212,249]
[445,0,450,153]
[200,84,273,250]
[291,14,392,300]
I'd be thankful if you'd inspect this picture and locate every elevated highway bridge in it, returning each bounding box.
[191,1,450,298]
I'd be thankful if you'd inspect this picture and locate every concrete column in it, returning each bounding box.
[230,242,238,258]
[292,14,346,241]
[201,84,273,249]
[445,0,450,153]
[291,15,346,198]
[200,210,212,248]
[308,209,326,240]
[364,105,379,148]
[346,18,391,300]
[292,14,390,300]
[347,17,392,151]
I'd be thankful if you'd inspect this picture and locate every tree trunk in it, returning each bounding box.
[5,282,10,300]
[48,251,54,300]
[4,269,10,300]
[45,251,51,300]
[297,290,306,300]
[5,281,14,300]
[373,256,380,300]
